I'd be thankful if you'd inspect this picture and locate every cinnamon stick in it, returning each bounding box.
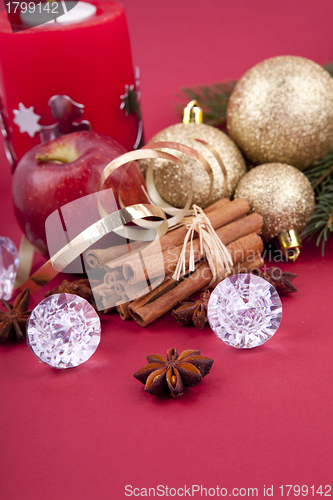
[121,254,264,323]
[93,231,263,315]
[129,254,265,327]
[125,280,151,301]
[128,233,264,327]
[158,197,235,251]
[85,198,249,269]
[233,254,264,274]
[128,276,179,316]
[117,302,132,320]
[129,262,212,326]
[94,288,119,310]
[104,269,123,288]
[85,240,146,269]
[116,212,263,282]
[226,233,263,265]
[161,213,263,276]
[114,280,129,301]
[203,197,230,214]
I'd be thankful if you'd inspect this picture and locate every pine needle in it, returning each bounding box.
[177,80,237,127]
[303,152,333,254]
[324,63,333,77]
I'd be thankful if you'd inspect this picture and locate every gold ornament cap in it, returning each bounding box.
[182,100,203,124]
[278,229,302,261]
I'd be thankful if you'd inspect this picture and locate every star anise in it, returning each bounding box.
[172,290,210,329]
[0,288,31,344]
[134,348,214,398]
[45,278,102,311]
[46,279,115,315]
[251,267,297,295]
[46,279,93,301]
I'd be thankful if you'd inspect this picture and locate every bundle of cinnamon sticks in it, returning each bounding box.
[85,197,264,326]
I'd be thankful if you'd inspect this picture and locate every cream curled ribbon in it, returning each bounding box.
[143,139,229,210]
[172,205,233,286]
[100,146,196,230]
[193,138,229,200]
[17,203,167,295]
[142,141,214,217]
[14,235,35,289]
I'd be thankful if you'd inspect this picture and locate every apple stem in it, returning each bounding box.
[35,153,69,164]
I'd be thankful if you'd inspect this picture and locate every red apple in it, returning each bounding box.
[12,131,148,256]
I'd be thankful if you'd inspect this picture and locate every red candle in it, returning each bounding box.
[0,1,141,167]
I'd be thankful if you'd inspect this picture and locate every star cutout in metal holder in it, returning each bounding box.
[13,103,42,138]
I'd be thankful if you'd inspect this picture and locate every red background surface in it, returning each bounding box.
[1,1,333,499]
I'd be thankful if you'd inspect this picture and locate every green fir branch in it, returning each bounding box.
[324,63,333,77]
[302,184,333,254]
[304,149,333,191]
[303,150,333,254]
[177,80,237,127]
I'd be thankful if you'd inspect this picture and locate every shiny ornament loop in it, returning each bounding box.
[17,203,167,295]
[183,100,203,124]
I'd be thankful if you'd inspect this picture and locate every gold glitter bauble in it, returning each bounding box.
[234,163,315,241]
[227,56,333,170]
[140,122,246,209]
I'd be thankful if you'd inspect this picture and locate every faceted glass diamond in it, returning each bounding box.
[0,237,19,300]
[208,273,282,349]
[27,293,101,369]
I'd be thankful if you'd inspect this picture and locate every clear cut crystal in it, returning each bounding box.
[0,237,19,300]
[208,273,282,349]
[27,293,101,369]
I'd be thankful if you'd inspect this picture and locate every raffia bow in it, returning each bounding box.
[172,204,233,286]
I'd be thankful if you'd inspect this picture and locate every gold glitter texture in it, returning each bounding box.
[227,56,333,170]
[234,163,315,240]
[140,123,246,209]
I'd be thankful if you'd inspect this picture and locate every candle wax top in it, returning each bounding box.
[20,2,97,27]
[0,1,124,33]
